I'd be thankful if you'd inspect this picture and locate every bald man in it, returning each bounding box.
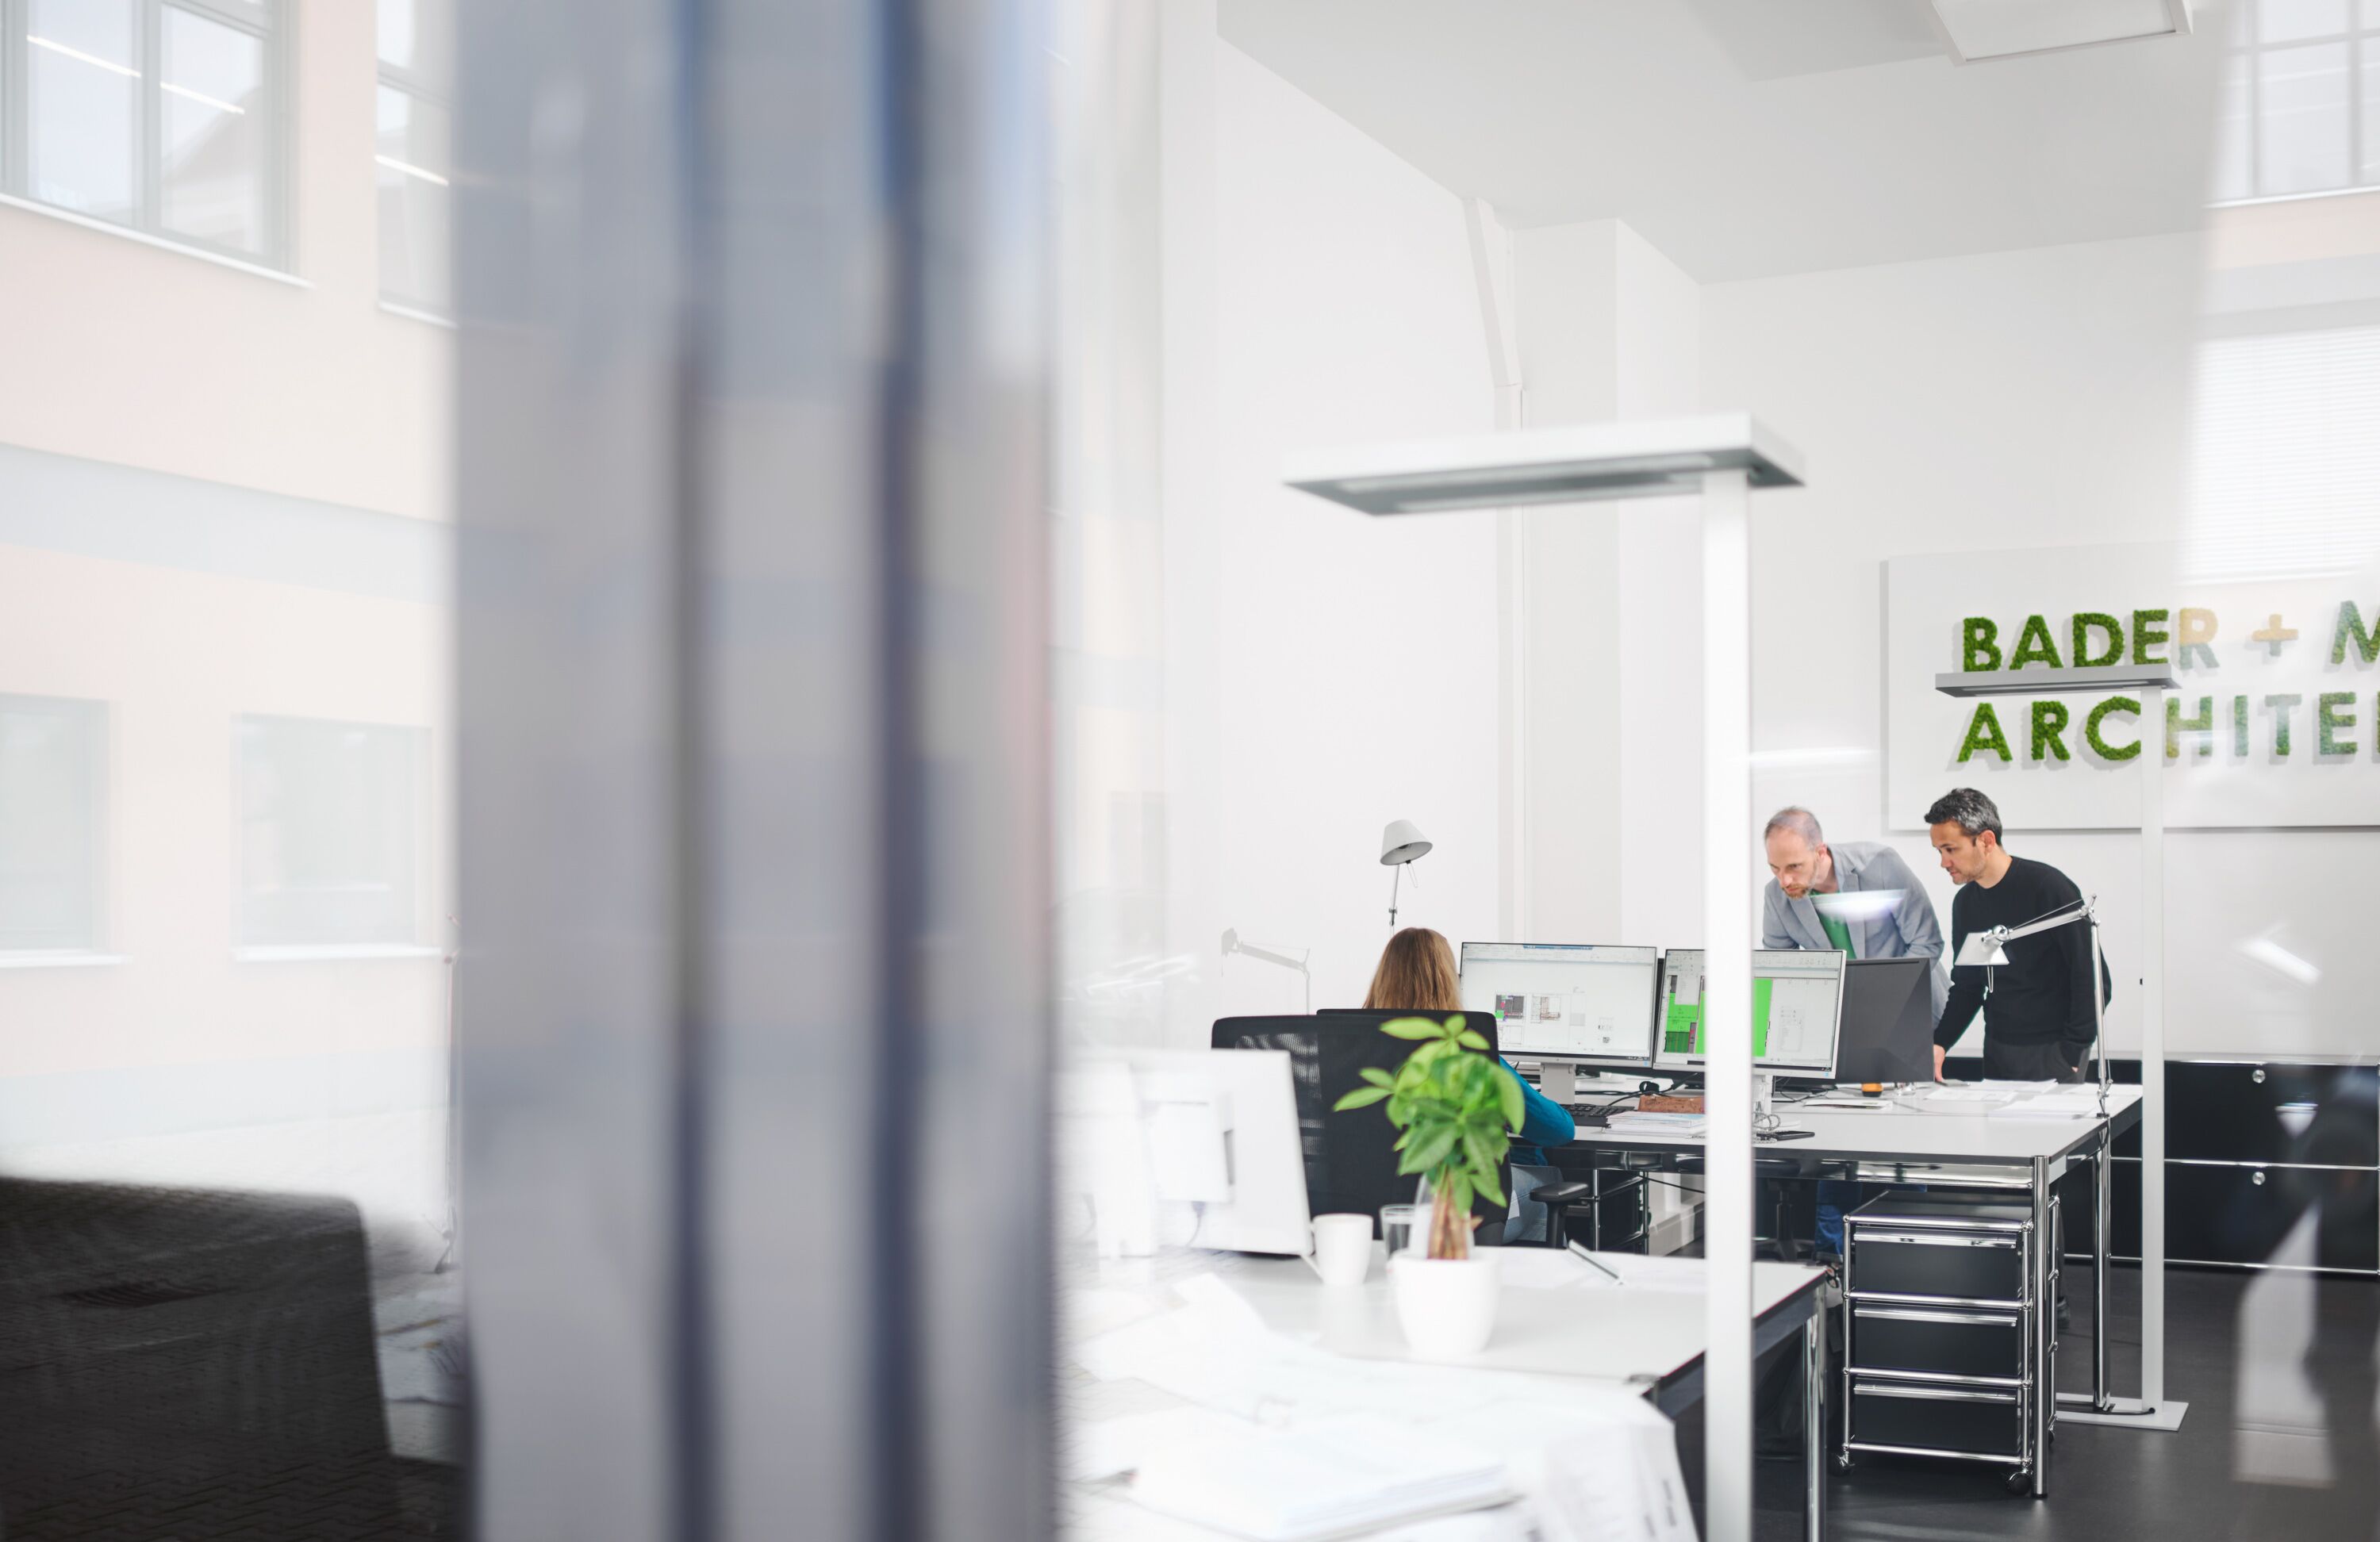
[1762,807,1948,1021]
[1761,807,1948,1260]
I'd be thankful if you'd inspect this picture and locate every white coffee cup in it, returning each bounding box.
[1307,1213,1374,1287]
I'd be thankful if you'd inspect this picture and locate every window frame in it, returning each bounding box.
[374,0,451,315]
[0,0,292,269]
[232,711,432,953]
[0,692,109,958]
[2216,0,2380,206]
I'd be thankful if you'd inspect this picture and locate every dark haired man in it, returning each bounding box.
[1925,787,2110,1083]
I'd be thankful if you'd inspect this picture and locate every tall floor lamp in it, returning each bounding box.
[1288,413,1803,1542]
[1935,662,2186,1430]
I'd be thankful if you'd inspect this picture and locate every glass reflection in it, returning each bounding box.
[161,6,266,253]
[28,0,140,222]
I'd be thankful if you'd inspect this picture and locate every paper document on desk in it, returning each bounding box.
[1605,1111,1707,1136]
[1130,1414,1511,1540]
[1509,1389,1696,1542]
[1988,1087,2106,1119]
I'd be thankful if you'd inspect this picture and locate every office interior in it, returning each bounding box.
[0,0,2372,1539]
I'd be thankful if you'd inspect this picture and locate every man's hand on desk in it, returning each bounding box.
[1933,1044,1948,1082]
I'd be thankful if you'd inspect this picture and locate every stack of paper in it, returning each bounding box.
[1987,1087,2107,1119]
[1131,1414,1511,1540]
[1606,1110,1707,1136]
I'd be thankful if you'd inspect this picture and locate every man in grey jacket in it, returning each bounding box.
[1761,807,1948,1021]
[1760,807,1948,1259]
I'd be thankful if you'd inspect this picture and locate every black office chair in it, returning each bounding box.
[1214,1012,1511,1245]
[1531,1179,1596,1248]
[0,1176,407,1540]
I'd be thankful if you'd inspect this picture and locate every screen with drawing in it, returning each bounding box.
[1457,942,1660,1067]
[1654,948,1845,1076]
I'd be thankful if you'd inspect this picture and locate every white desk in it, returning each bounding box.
[1563,1084,2143,1498]
[1065,1249,1831,1540]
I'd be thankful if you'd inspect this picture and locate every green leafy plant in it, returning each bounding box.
[1331,1015,1522,1260]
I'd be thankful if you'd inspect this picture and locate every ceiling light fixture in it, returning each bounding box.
[1928,0,2192,64]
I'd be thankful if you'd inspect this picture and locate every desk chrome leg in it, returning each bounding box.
[2094,1138,2111,1413]
[1803,1310,1825,1539]
[2031,1156,2052,1499]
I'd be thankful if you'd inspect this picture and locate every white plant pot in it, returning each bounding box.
[1388,1250,1501,1360]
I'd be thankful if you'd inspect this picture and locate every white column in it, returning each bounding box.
[2140,685,2167,1406]
[1699,466,1754,1542]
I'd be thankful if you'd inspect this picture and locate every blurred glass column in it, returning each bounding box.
[453,0,1050,1538]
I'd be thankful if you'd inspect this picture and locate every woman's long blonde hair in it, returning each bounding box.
[1362,926,1463,1013]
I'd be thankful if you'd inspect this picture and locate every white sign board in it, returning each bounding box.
[1886,543,2380,830]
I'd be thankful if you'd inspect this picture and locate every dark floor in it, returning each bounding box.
[1672,1264,2380,1542]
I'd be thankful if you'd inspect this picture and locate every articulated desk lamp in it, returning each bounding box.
[1380,819,1431,926]
[1953,900,2112,1118]
[1219,927,1311,1015]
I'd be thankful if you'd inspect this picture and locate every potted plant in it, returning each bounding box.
[1332,1013,1522,1358]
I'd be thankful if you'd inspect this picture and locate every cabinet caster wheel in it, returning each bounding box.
[2006,1470,2033,1496]
[1836,1453,1853,1472]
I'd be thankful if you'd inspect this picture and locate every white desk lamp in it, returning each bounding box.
[1935,661,2183,1430]
[1220,927,1311,1015]
[1380,819,1431,927]
[1954,899,2112,1117]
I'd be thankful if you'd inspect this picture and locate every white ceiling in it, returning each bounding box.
[1216,0,2232,282]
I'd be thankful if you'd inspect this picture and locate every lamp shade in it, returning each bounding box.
[1380,820,1431,866]
[1956,930,2011,968]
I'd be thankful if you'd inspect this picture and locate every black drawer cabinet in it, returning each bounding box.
[2163,1061,2378,1166]
[1849,1380,2025,1460]
[2165,1162,2379,1272]
[1849,1303,2025,1383]
[1849,1223,2029,1303]
[1942,1055,2378,1275]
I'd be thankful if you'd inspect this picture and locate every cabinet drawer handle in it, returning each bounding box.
[1855,1306,2017,1327]
[1859,1231,2019,1249]
[2251,1170,2267,1186]
[1852,1381,2018,1406]
[2252,1068,2266,1084]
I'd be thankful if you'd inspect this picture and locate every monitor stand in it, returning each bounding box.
[1537,1060,1577,1103]
[1752,1071,1776,1119]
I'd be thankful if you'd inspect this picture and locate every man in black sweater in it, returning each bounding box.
[1925,787,2109,1083]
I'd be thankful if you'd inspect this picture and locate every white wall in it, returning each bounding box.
[1193,42,1501,1024]
[1692,230,2377,1057]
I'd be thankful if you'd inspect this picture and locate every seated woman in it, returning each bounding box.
[1361,926,1576,1242]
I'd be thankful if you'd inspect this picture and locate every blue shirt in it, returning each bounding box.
[1506,1059,1576,1166]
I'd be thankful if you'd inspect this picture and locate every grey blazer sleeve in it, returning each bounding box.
[1869,846,1950,1020]
[1760,881,1795,950]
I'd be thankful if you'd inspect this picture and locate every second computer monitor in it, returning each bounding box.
[1654,948,1848,1079]
[1457,942,1660,1068]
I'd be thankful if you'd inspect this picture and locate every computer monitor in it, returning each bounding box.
[1655,949,1705,1070]
[1835,957,1936,1084]
[1058,1049,1312,1258]
[1456,942,1660,1069]
[1652,948,1847,1080]
[1753,949,1847,1078]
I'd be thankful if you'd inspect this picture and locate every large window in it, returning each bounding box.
[376,0,450,314]
[2,0,284,263]
[0,694,106,954]
[236,715,425,952]
[2213,0,2380,203]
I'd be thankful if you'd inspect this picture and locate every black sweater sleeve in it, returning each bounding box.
[1935,890,1983,1049]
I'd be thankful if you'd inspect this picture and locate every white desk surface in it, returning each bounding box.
[1205,1250,1825,1387]
[1062,1247,1826,1540]
[1573,1084,2141,1166]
